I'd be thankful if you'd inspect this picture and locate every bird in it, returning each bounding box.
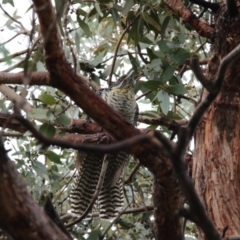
[70,73,138,219]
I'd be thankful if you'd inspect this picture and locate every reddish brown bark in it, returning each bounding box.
[154,168,184,239]
[193,1,240,238]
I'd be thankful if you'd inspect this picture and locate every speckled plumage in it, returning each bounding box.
[70,74,138,219]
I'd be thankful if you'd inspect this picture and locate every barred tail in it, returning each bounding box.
[70,152,103,216]
[98,179,124,219]
[98,152,129,219]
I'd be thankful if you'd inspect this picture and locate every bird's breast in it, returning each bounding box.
[107,88,137,124]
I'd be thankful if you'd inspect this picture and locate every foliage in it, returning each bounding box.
[0,0,212,239]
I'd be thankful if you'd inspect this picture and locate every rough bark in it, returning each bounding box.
[154,169,184,239]
[193,1,240,239]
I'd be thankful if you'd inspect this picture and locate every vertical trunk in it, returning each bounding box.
[193,2,240,238]
[153,158,184,240]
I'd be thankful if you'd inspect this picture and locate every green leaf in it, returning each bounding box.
[121,0,134,15]
[54,0,66,19]
[2,0,14,6]
[146,48,158,61]
[157,40,171,53]
[161,16,170,39]
[75,32,80,54]
[173,49,191,64]
[87,230,101,240]
[90,51,106,66]
[111,8,120,24]
[149,59,162,72]
[77,17,91,36]
[39,123,56,138]
[128,21,140,45]
[57,114,71,126]
[143,80,160,90]
[162,65,175,83]
[157,90,170,115]
[95,1,103,17]
[38,93,56,105]
[142,13,161,31]
[32,161,48,176]
[27,108,49,120]
[127,52,139,72]
[117,218,134,229]
[167,84,187,95]
[46,151,62,164]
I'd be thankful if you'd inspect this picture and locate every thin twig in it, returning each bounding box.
[100,202,132,239]
[63,0,77,72]
[124,162,141,184]
[0,31,29,46]
[108,13,140,86]
[0,48,37,63]
[0,4,27,30]
[136,44,149,64]
[136,90,152,100]
[61,205,154,221]
[188,57,213,93]
[53,169,77,204]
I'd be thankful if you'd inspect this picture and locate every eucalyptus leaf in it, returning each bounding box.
[27,108,49,120]
[162,65,175,83]
[143,80,160,90]
[142,13,161,31]
[46,151,62,164]
[38,93,56,105]
[77,17,91,36]
[90,51,106,66]
[87,230,101,240]
[39,123,56,138]
[168,84,187,95]
[95,1,103,17]
[157,90,170,115]
[32,161,48,176]
[57,114,71,126]
[121,0,134,15]
[2,0,14,6]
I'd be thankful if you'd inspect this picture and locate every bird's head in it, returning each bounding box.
[111,72,140,89]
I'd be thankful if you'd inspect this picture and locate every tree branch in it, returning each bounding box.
[187,57,214,93]
[138,115,188,132]
[164,0,214,39]
[14,113,151,154]
[0,71,99,90]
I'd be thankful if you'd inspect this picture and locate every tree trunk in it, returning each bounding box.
[193,1,240,239]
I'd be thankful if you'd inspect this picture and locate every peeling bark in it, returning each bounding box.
[193,1,240,238]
